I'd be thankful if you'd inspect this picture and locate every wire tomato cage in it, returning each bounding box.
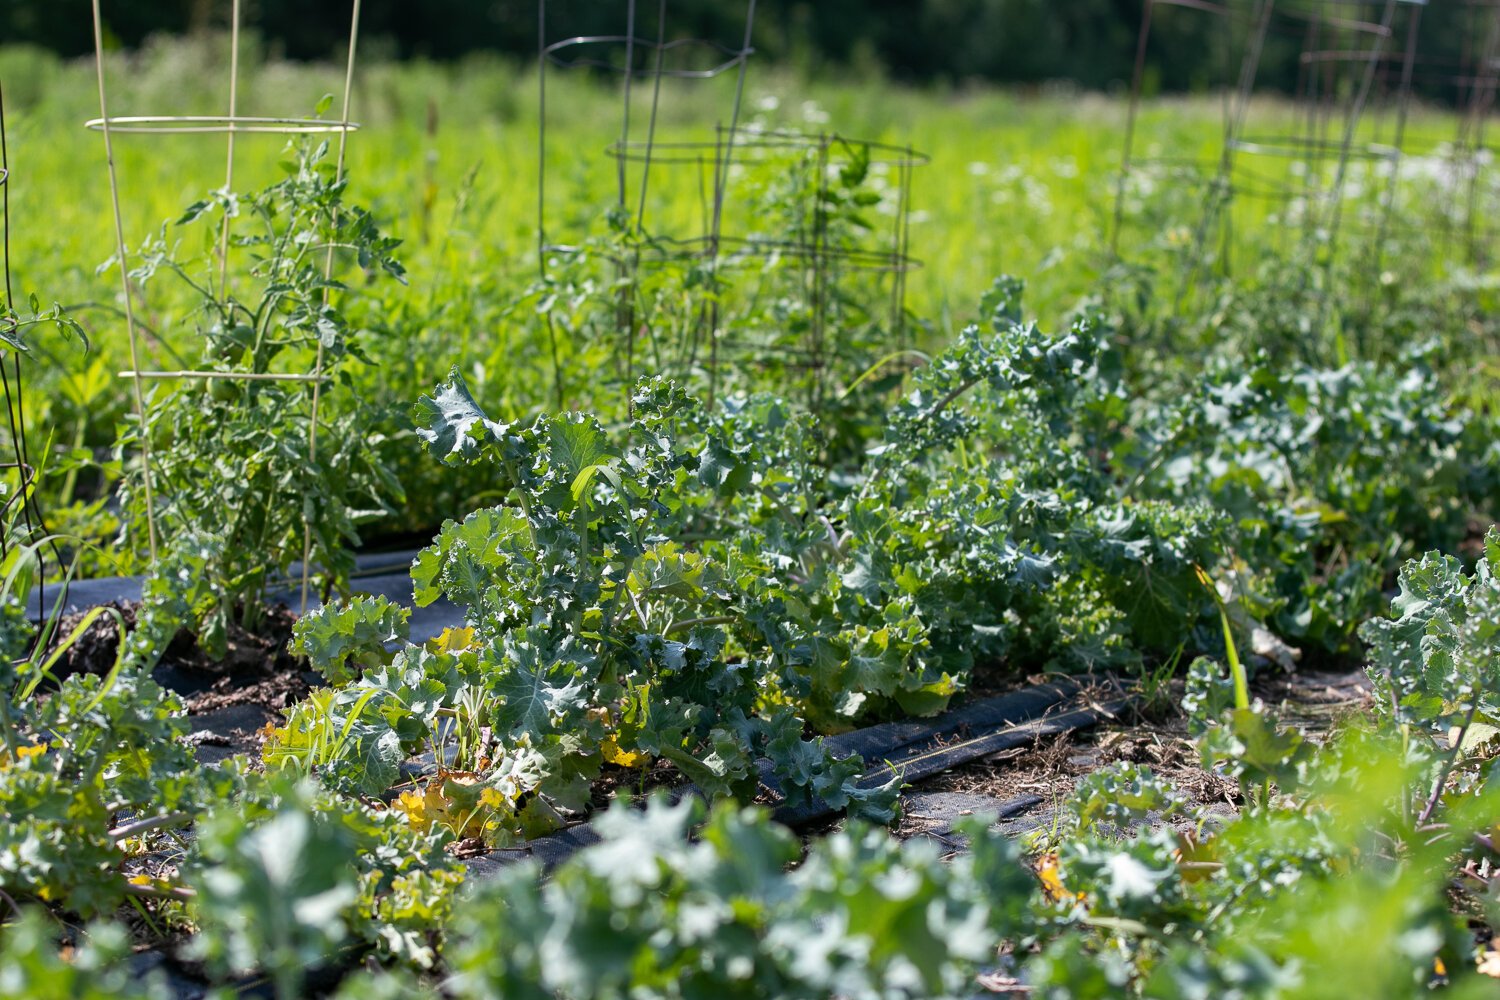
[536,0,927,412]
[1114,0,1498,295]
[88,0,365,613]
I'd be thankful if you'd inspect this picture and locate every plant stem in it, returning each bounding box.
[109,811,192,841]
[1417,702,1479,827]
[664,615,735,637]
[0,696,18,755]
[121,880,196,901]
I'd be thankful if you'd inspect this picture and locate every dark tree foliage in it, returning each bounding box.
[2,0,1484,101]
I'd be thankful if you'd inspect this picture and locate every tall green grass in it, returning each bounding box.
[0,36,1486,564]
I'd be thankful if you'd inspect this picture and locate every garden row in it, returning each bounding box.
[0,91,1496,994]
[3,272,1499,994]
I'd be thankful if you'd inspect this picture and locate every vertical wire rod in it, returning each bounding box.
[633,0,669,231]
[3,85,69,619]
[619,0,637,210]
[1372,0,1422,277]
[0,83,18,552]
[91,0,159,562]
[300,0,363,614]
[706,0,758,407]
[624,0,671,404]
[1113,0,1157,254]
[615,0,639,407]
[1314,0,1398,333]
[0,85,24,569]
[536,0,548,277]
[217,0,242,299]
[535,1,564,408]
[1185,0,1274,298]
[1460,5,1500,262]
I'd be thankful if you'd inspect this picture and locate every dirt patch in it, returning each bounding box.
[177,669,309,714]
[41,599,309,764]
[905,666,1373,841]
[1254,667,1373,722]
[46,600,302,683]
[912,730,1094,831]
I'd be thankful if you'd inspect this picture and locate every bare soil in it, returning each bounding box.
[897,665,1373,845]
[43,599,309,763]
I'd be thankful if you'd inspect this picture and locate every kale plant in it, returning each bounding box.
[447,794,1032,1000]
[1364,526,1500,754]
[1134,344,1493,651]
[287,375,900,837]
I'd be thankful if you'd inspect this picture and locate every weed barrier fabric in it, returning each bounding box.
[116,678,1120,996]
[27,549,464,645]
[462,680,1124,877]
[768,701,1129,827]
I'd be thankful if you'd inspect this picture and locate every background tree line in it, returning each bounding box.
[2,0,1486,102]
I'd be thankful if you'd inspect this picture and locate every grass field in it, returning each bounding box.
[0,43,1151,324]
[2,38,1478,331]
[0,35,1493,556]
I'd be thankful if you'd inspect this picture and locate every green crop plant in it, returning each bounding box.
[186,773,462,1000]
[286,373,904,836]
[117,135,406,658]
[0,522,199,920]
[283,280,1243,838]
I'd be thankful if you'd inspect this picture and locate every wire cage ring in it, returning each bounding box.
[543,34,751,79]
[1227,136,1401,162]
[604,130,932,169]
[85,115,360,135]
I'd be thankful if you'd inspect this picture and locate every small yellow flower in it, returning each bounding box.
[0,743,46,771]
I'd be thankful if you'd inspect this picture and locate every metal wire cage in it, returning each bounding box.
[536,0,756,266]
[1112,0,1500,297]
[1113,0,1251,254]
[88,0,366,610]
[535,0,928,410]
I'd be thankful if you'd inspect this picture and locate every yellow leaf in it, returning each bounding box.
[0,743,46,771]
[394,789,430,830]
[427,627,478,654]
[394,771,494,840]
[127,874,154,887]
[1036,853,1086,904]
[602,734,646,769]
